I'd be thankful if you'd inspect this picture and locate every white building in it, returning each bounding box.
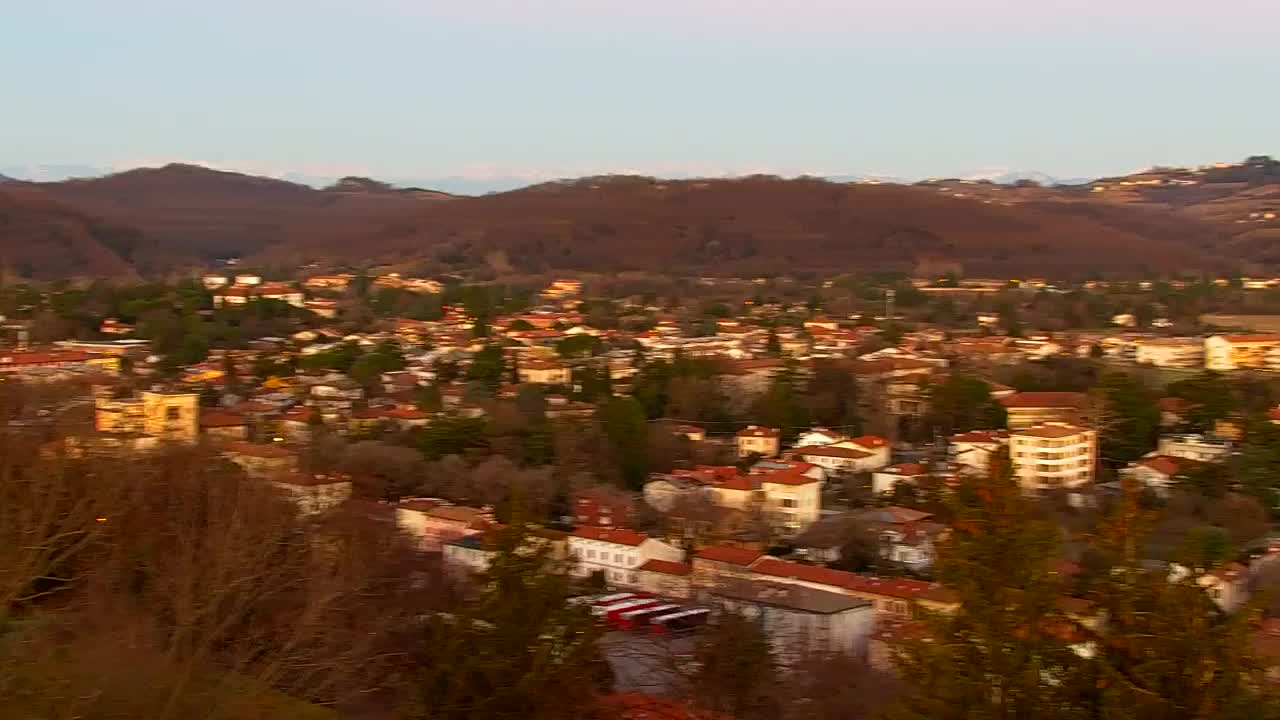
[794,427,849,448]
[1009,423,1096,493]
[270,474,352,515]
[948,430,1009,475]
[1134,338,1204,369]
[1205,334,1280,371]
[201,274,229,290]
[711,579,876,664]
[871,463,929,495]
[787,435,891,474]
[1156,433,1233,463]
[757,463,826,535]
[567,527,683,587]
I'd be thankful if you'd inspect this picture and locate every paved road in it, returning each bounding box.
[601,631,697,695]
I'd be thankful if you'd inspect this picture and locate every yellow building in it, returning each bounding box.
[95,389,200,444]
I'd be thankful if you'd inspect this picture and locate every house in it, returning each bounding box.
[567,527,683,587]
[1157,433,1233,462]
[279,405,318,442]
[736,425,781,458]
[1000,392,1091,430]
[948,430,1009,474]
[748,557,957,617]
[755,462,825,535]
[643,472,715,512]
[95,389,200,444]
[517,358,571,385]
[634,559,694,599]
[0,350,118,381]
[200,409,249,441]
[853,506,946,571]
[691,544,767,589]
[1120,455,1199,496]
[1009,423,1097,493]
[1205,334,1280,371]
[442,526,569,574]
[396,500,491,551]
[304,298,339,319]
[871,463,929,495]
[673,424,707,443]
[572,488,634,529]
[710,578,876,663]
[270,473,352,515]
[202,274,229,289]
[1158,397,1190,428]
[786,444,873,473]
[1169,562,1250,612]
[794,427,849,447]
[223,441,299,478]
[1134,338,1204,368]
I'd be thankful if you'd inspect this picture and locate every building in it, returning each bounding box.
[304,298,339,319]
[567,527,683,587]
[202,274,229,290]
[396,500,491,551]
[1000,392,1091,430]
[1009,423,1097,493]
[948,430,1009,474]
[634,559,694,599]
[443,526,569,574]
[871,463,929,495]
[691,544,767,590]
[270,473,352,515]
[710,579,876,663]
[95,389,200,444]
[794,427,848,447]
[1120,455,1198,496]
[516,358,572,385]
[223,441,299,478]
[736,426,781,458]
[755,463,825,535]
[1157,433,1233,462]
[787,435,891,474]
[1134,338,1205,368]
[200,410,249,441]
[572,488,634,529]
[853,506,946,571]
[1204,334,1280,371]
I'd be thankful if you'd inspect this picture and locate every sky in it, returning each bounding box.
[3,0,1278,190]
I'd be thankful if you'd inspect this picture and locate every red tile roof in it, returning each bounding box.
[950,429,1009,443]
[790,445,872,460]
[751,558,957,604]
[200,410,247,428]
[1000,391,1089,409]
[737,425,781,438]
[694,544,765,567]
[571,526,649,547]
[637,559,692,576]
[848,435,889,449]
[880,463,927,476]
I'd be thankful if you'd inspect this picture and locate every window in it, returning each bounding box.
[780,498,798,509]
[587,550,595,559]
[166,407,181,421]
[614,553,623,564]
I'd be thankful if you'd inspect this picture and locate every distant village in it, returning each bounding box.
[6,268,1280,676]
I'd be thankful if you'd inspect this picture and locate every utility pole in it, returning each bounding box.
[884,289,896,321]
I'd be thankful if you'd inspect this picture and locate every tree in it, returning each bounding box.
[893,451,1078,719]
[925,374,1005,436]
[1072,485,1274,720]
[406,521,609,720]
[804,359,861,431]
[603,397,651,489]
[466,345,507,392]
[1096,373,1160,464]
[685,610,781,720]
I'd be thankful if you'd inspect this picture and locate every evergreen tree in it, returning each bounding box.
[893,451,1079,720]
[407,521,609,720]
[1071,485,1276,720]
[603,396,650,489]
[1095,372,1160,464]
[925,374,1006,436]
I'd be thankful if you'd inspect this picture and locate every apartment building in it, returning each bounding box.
[1134,338,1205,368]
[1204,334,1280,371]
[1009,422,1097,493]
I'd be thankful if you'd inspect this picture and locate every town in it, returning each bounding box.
[6,267,1280,716]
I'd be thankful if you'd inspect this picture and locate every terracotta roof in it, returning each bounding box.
[1001,391,1089,409]
[1156,396,1189,412]
[879,463,927,476]
[1013,423,1090,439]
[790,444,872,460]
[758,468,821,486]
[223,441,296,459]
[398,498,447,513]
[1219,334,1280,344]
[637,559,693,576]
[282,406,317,422]
[847,435,890,449]
[1137,454,1189,477]
[426,505,489,524]
[571,526,649,547]
[694,544,766,567]
[275,473,350,487]
[736,425,781,438]
[950,429,1009,443]
[751,558,957,604]
[711,474,760,492]
[200,410,247,428]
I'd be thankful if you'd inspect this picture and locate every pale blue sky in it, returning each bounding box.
[3,0,1277,187]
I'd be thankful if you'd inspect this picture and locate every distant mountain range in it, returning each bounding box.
[0,164,1111,195]
[0,158,1275,281]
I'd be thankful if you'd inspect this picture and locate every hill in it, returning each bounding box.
[5,161,1278,279]
[0,185,173,280]
[264,174,1227,277]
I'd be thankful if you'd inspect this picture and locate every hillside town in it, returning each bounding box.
[7,268,1280,717]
